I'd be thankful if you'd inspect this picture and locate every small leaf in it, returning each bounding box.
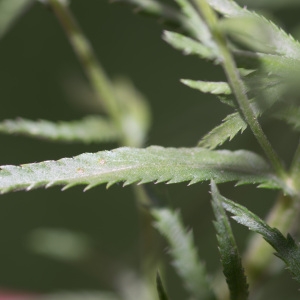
[163,31,216,60]
[152,207,216,300]
[270,105,300,131]
[36,291,120,300]
[181,79,231,95]
[207,0,300,60]
[198,112,247,149]
[0,116,120,144]
[111,0,183,28]
[0,0,34,40]
[156,272,169,300]
[211,181,248,300]
[222,196,300,283]
[173,0,218,54]
[0,146,286,194]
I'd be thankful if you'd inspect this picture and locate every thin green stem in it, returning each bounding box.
[193,0,286,180]
[47,0,130,145]
[46,0,158,294]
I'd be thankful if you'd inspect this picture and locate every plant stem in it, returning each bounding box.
[46,0,158,293]
[193,0,286,180]
[47,0,130,145]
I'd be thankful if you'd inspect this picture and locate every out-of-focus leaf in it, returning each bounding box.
[207,0,300,59]
[181,80,231,95]
[152,207,216,299]
[113,77,151,147]
[163,31,216,60]
[0,116,120,144]
[27,228,92,262]
[0,0,34,40]
[156,272,169,300]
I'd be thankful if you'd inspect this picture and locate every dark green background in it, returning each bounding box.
[0,0,299,299]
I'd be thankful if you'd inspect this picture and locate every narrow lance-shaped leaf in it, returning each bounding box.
[173,0,218,55]
[0,146,288,194]
[207,0,300,60]
[198,112,247,149]
[211,181,248,300]
[270,105,300,132]
[36,291,120,300]
[152,207,216,300]
[197,81,286,149]
[181,80,231,95]
[0,116,120,144]
[163,31,216,61]
[222,196,300,283]
[111,0,184,28]
[156,272,169,300]
[0,0,34,40]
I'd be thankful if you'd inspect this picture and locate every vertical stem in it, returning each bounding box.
[193,0,286,180]
[47,0,130,145]
[46,0,158,293]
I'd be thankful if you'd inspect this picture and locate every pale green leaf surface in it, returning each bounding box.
[222,196,300,283]
[0,146,285,194]
[0,0,34,39]
[198,112,247,149]
[174,0,218,54]
[163,31,216,60]
[211,181,248,300]
[181,80,231,95]
[207,0,300,59]
[198,82,285,149]
[152,208,216,300]
[113,77,151,147]
[0,116,119,143]
[36,291,120,300]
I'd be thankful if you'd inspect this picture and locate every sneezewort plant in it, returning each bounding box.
[1,0,300,299]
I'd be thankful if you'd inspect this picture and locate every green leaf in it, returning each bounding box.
[156,272,169,300]
[112,0,183,28]
[181,79,231,95]
[211,181,248,300]
[152,207,216,300]
[221,196,300,283]
[163,31,216,60]
[173,0,218,54]
[0,146,286,194]
[270,105,300,131]
[0,0,34,40]
[36,291,120,300]
[113,77,151,147]
[207,0,300,59]
[198,112,247,149]
[198,81,286,149]
[0,116,120,144]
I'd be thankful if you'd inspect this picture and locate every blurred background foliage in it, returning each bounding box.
[0,0,300,299]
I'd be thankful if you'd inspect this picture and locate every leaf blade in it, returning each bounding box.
[211,181,248,300]
[222,196,300,283]
[0,146,286,194]
[0,117,120,144]
[152,207,216,299]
